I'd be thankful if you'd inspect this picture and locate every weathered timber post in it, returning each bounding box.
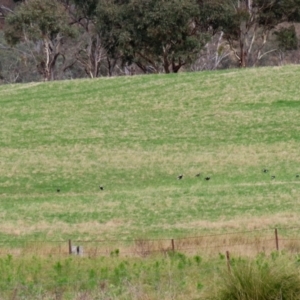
[171,239,175,252]
[226,250,231,273]
[68,239,72,255]
[275,228,279,251]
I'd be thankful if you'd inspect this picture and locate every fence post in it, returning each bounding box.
[171,239,175,252]
[68,239,72,255]
[275,228,279,251]
[226,250,231,273]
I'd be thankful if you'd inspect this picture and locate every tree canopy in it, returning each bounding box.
[198,0,300,67]
[96,0,209,73]
[0,0,299,82]
[4,0,75,80]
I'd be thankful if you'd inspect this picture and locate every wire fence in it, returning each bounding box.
[0,227,300,257]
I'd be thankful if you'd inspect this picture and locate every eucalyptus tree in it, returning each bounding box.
[198,0,300,67]
[4,0,76,81]
[96,0,209,74]
[68,0,108,78]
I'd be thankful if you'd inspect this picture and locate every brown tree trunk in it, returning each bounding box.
[239,41,247,68]
[163,55,170,73]
[172,57,185,73]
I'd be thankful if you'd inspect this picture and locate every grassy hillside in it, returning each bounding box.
[1,65,300,244]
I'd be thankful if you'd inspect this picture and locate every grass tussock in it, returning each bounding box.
[206,253,300,300]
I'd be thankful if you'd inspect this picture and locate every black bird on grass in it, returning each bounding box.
[296,174,299,178]
[57,188,60,193]
[195,173,201,177]
[263,169,268,173]
[177,174,183,180]
[99,185,104,190]
[271,175,276,179]
[205,177,210,181]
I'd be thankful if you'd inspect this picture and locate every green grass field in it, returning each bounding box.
[1,65,300,245]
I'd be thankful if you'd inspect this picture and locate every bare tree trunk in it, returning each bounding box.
[44,38,51,81]
[162,44,171,73]
[38,35,63,81]
[76,33,106,78]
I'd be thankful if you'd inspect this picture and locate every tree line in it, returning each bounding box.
[0,0,299,83]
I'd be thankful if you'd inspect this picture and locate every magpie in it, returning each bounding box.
[177,174,183,180]
[205,177,210,181]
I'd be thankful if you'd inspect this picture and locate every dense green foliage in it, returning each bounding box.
[5,0,71,46]
[275,25,298,51]
[96,0,208,73]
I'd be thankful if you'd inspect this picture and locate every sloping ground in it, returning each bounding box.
[0,65,300,244]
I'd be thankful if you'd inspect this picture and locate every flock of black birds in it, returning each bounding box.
[177,173,210,180]
[263,168,299,179]
[56,170,299,192]
[176,169,300,182]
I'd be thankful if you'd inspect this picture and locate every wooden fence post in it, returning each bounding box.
[171,239,175,252]
[226,250,231,273]
[68,239,72,255]
[275,228,279,251]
